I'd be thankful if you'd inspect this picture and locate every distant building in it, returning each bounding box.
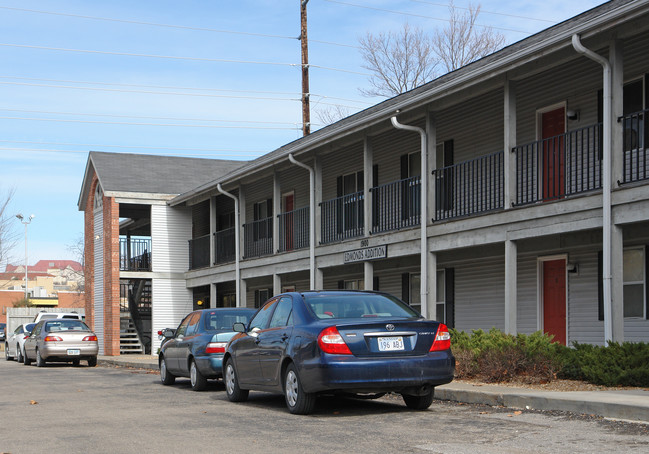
[4,260,83,293]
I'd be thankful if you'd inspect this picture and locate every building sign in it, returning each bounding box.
[344,244,388,263]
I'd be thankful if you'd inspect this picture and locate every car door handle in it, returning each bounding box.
[254,337,261,344]
[281,334,289,342]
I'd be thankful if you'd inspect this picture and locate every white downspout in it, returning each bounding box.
[572,34,612,343]
[217,184,241,307]
[288,153,316,289]
[391,115,429,317]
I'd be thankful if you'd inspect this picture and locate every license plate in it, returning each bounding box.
[378,336,404,352]
[67,349,81,356]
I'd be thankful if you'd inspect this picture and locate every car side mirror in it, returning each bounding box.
[232,322,246,333]
[163,328,175,339]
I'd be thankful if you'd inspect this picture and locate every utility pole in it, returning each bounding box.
[300,0,310,136]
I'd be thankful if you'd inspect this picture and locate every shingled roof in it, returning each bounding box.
[78,151,246,209]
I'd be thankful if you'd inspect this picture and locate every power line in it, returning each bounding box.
[407,1,556,24]
[0,139,266,154]
[0,76,373,106]
[0,5,357,49]
[0,42,370,76]
[324,0,533,34]
[0,116,303,130]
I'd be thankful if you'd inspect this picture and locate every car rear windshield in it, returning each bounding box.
[45,320,91,332]
[304,293,420,319]
[204,310,256,332]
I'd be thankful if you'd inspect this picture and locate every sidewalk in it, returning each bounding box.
[98,355,649,423]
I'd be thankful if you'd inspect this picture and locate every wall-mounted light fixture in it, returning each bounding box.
[567,263,579,274]
[567,109,580,121]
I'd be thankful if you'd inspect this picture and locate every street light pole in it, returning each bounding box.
[15,213,35,301]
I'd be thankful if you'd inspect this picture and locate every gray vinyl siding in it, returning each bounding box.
[277,167,309,210]
[321,142,364,202]
[517,254,539,335]
[567,250,604,345]
[93,209,104,355]
[151,279,192,353]
[191,200,210,238]
[435,89,504,164]
[244,176,273,221]
[455,257,505,332]
[150,205,193,353]
[371,119,423,186]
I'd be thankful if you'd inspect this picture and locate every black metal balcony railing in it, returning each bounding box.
[278,207,310,253]
[513,123,602,206]
[244,217,273,258]
[371,176,421,233]
[622,109,649,184]
[432,151,504,221]
[320,191,364,244]
[119,237,151,271]
[214,228,236,264]
[189,234,210,270]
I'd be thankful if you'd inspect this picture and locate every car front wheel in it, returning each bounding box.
[190,359,208,391]
[4,344,10,361]
[17,347,23,363]
[36,349,46,367]
[224,359,248,402]
[23,350,32,365]
[284,363,316,415]
[402,389,435,410]
[159,356,175,385]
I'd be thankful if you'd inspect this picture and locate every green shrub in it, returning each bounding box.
[558,342,649,387]
[450,328,563,383]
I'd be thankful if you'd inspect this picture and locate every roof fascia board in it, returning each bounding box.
[171,1,648,207]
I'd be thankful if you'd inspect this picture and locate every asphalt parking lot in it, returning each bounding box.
[1,359,648,454]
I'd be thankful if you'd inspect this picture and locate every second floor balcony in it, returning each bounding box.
[244,217,273,258]
[119,237,151,271]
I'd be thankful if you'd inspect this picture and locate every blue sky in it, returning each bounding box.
[0,0,605,266]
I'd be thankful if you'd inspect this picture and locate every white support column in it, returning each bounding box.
[315,266,323,290]
[610,39,624,190]
[273,273,282,296]
[314,156,322,250]
[364,261,373,291]
[210,283,217,308]
[363,135,373,237]
[504,77,517,209]
[238,185,246,261]
[426,112,437,221]
[239,278,247,308]
[504,239,517,335]
[273,172,281,255]
[610,224,624,342]
[426,250,437,320]
[209,196,217,266]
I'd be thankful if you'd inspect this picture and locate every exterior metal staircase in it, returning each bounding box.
[120,315,145,354]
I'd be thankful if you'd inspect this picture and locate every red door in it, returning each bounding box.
[543,259,566,345]
[283,194,294,251]
[541,108,565,201]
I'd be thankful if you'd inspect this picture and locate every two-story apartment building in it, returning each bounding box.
[81,0,649,355]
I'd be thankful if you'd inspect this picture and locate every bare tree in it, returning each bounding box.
[0,187,17,272]
[66,233,86,292]
[359,23,438,98]
[314,105,352,126]
[358,2,505,97]
[432,1,506,73]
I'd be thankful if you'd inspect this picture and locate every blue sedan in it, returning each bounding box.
[223,291,455,414]
[158,308,256,391]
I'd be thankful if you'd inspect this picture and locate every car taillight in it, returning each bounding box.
[83,335,98,342]
[44,336,63,342]
[205,342,227,354]
[23,335,30,340]
[157,330,163,336]
[430,324,451,352]
[317,326,352,355]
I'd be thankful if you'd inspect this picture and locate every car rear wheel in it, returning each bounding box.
[402,389,434,410]
[88,357,97,367]
[284,363,316,415]
[17,347,23,364]
[190,359,208,391]
[36,349,46,367]
[224,359,248,402]
[4,344,10,361]
[72,359,80,366]
[159,356,175,385]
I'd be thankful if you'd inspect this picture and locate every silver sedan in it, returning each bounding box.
[23,319,98,367]
[5,323,36,363]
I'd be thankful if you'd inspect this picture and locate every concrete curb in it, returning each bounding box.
[435,386,649,423]
[98,357,158,371]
